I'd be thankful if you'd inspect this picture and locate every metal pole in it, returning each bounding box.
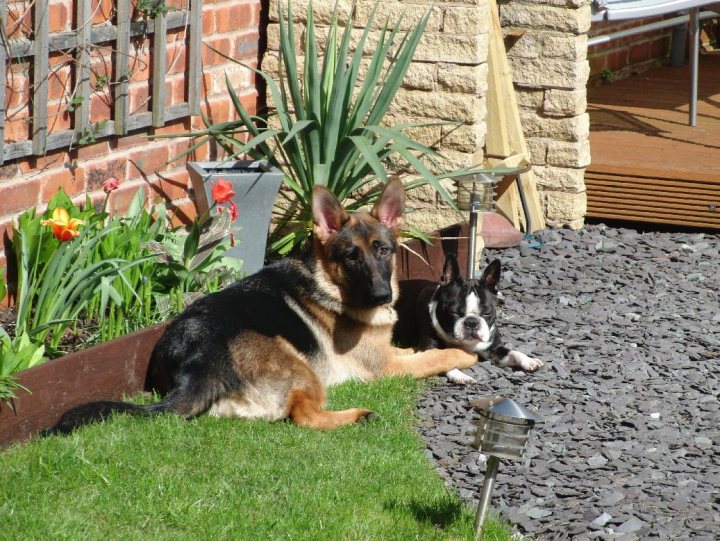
[474,455,500,540]
[467,193,479,279]
[688,8,700,127]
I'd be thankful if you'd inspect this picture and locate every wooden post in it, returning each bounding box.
[32,0,50,155]
[485,0,546,232]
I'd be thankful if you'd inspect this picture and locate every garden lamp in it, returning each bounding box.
[455,173,498,278]
[471,398,539,540]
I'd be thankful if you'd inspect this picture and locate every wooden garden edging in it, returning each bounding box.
[0,322,168,447]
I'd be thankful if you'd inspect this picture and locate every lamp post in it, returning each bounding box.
[455,173,499,278]
[472,398,539,540]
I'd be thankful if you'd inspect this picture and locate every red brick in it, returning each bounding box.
[128,47,151,82]
[77,156,127,191]
[90,53,113,90]
[40,168,84,202]
[203,8,216,34]
[166,42,188,75]
[233,29,260,60]
[129,83,150,114]
[238,88,259,116]
[107,183,148,216]
[89,91,113,123]
[216,2,256,33]
[200,95,231,125]
[5,72,30,109]
[49,1,69,32]
[47,101,72,133]
[76,140,110,161]
[168,199,199,227]
[47,63,71,101]
[20,151,68,174]
[4,112,31,143]
[114,133,152,151]
[170,77,185,107]
[606,49,629,72]
[629,42,650,64]
[0,178,40,215]
[91,0,114,24]
[166,139,192,166]
[127,143,171,178]
[201,36,233,67]
[149,170,191,204]
[5,2,32,40]
[0,162,22,181]
[650,36,671,58]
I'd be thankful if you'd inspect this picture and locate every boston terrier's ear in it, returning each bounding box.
[441,254,462,285]
[481,259,502,293]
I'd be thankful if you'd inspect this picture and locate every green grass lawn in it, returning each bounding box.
[1,377,511,540]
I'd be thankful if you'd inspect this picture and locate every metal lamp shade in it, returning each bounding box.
[455,173,498,213]
[473,398,539,460]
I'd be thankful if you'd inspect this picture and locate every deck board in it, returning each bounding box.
[587,52,720,228]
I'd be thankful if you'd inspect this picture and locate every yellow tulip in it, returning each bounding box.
[40,207,85,242]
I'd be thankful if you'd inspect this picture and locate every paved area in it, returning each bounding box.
[415,224,720,539]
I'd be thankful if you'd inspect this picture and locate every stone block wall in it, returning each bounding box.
[500,0,591,228]
[266,0,592,230]
[265,0,492,233]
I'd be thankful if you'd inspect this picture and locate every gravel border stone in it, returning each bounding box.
[416,224,720,539]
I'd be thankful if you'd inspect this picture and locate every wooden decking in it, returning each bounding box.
[586,52,720,229]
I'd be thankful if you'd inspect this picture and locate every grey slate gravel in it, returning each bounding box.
[415,224,720,539]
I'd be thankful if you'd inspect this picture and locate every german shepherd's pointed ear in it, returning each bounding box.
[312,185,349,243]
[441,253,461,285]
[371,177,405,236]
[481,259,502,293]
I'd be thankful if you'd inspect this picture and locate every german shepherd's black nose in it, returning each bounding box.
[370,285,392,305]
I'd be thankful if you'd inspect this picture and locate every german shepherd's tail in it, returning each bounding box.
[40,399,171,437]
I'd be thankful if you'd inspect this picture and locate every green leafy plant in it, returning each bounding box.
[168,0,513,256]
[11,190,151,355]
[1,184,241,404]
[0,330,44,404]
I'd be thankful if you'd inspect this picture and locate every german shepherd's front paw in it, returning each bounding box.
[447,348,478,370]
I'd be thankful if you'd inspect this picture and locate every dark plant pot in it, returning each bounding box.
[0,223,474,448]
[186,160,284,275]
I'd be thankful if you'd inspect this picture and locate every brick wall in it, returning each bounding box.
[588,17,673,86]
[0,0,264,275]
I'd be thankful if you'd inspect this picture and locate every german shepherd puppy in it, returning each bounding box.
[45,178,476,434]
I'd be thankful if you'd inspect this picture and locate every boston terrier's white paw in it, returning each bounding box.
[446,368,477,385]
[508,350,544,372]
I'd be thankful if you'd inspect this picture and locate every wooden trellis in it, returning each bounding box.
[0,0,204,164]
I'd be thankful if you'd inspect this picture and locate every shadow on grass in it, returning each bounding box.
[385,496,466,528]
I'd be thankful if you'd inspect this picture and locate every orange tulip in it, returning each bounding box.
[41,207,85,242]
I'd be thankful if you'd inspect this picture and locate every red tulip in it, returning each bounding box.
[102,177,121,194]
[211,179,235,204]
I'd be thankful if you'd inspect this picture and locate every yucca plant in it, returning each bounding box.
[170,0,514,256]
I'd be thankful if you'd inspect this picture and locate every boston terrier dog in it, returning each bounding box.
[395,254,543,384]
